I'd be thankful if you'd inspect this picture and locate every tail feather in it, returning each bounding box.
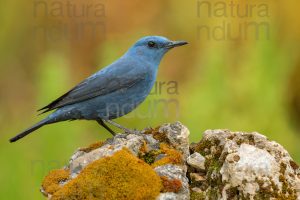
[9,119,49,143]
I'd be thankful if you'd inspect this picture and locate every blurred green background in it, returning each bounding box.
[1,0,300,199]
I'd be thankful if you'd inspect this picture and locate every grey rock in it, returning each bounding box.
[155,164,190,200]
[189,129,300,200]
[221,143,281,198]
[159,121,190,160]
[155,154,167,162]
[190,173,205,182]
[156,192,179,200]
[41,123,300,200]
[49,122,191,200]
[69,132,145,176]
[144,134,160,150]
[69,122,191,177]
[187,152,205,171]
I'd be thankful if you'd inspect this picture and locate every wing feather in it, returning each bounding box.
[38,61,146,113]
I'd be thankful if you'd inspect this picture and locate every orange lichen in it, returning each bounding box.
[79,141,104,153]
[144,126,170,143]
[160,176,182,193]
[144,126,160,135]
[42,169,70,195]
[50,149,162,200]
[139,140,148,154]
[152,143,183,167]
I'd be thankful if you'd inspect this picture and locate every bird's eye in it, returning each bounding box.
[147,41,156,48]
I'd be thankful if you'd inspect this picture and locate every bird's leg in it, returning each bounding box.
[96,119,116,136]
[103,119,137,134]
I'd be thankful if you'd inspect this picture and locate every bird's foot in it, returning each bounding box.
[124,128,141,135]
[103,120,140,135]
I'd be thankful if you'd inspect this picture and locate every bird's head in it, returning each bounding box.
[126,36,188,65]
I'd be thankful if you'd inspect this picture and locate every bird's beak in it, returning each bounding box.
[165,41,188,49]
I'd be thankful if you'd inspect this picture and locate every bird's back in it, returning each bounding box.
[49,55,159,121]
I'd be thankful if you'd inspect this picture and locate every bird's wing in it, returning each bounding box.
[38,62,147,114]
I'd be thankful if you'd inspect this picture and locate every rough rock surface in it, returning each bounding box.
[187,152,206,171]
[41,123,300,200]
[189,129,300,200]
[41,122,190,200]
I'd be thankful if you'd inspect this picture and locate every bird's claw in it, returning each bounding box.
[124,128,141,135]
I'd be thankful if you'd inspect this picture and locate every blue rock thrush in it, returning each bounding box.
[10,36,187,142]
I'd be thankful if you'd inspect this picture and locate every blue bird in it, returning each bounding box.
[10,36,187,142]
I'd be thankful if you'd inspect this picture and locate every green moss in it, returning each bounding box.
[254,176,297,200]
[190,191,205,200]
[49,149,162,200]
[139,149,162,165]
[190,136,224,194]
[207,187,219,199]
[193,137,220,156]
[206,159,222,174]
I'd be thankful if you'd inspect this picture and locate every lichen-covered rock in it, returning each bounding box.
[69,133,145,176]
[41,122,190,200]
[41,124,300,200]
[189,129,300,200]
[158,122,190,160]
[42,149,163,200]
[155,164,190,200]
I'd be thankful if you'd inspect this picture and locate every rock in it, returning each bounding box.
[220,144,280,198]
[158,122,190,160]
[189,129,300,200]
[190,173,205,182]
[43,149,162,200]
[41,122,190,200]
[40,123,300,200]
[69,133,145,176]
[155,164,190,200]
[187,152,205,171]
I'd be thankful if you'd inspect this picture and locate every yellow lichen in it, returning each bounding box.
[152,143,183,167]
[42,169,70,195]
[79,141,104,153]
[50,149,162,200]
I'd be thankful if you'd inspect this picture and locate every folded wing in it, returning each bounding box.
[38,62,146,114]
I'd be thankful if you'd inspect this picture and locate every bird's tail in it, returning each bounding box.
[9,118,50,143]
